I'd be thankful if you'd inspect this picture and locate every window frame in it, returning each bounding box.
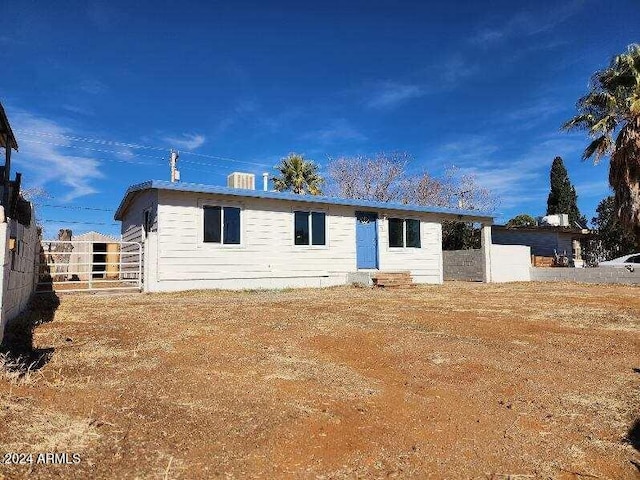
[387,217,422,249]
[292,209,328,249]
[198,199,245,249]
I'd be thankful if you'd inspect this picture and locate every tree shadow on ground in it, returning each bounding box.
[628,418,640,451]
[0,293,59,376]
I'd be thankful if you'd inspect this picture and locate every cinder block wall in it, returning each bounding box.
[443,250,483,281]
[0,206,40,343]
[531,267,640,285]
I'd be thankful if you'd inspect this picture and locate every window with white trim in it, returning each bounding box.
[203,206,241,244]
[388,218,421,248]
[294,211,326,246]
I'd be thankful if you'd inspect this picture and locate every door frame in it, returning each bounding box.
[355,211,379,270]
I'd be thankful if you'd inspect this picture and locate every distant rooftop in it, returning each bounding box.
[114,180,495,222]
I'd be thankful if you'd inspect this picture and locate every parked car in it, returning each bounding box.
[598,253,640,267]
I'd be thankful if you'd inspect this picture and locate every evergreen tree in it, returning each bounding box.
[506,214,537,228]
[589,195,637,261]
[546,156,586,227]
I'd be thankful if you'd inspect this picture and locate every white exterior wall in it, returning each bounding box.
[377,214,443,284]
[121,190,447,292]
[121,190,157,244]
[0,206,40,342]
[120,190,156,280]
[490,244,531,283]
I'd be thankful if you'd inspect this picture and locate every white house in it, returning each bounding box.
[114,174,494,292]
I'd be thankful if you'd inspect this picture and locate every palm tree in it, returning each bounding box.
[563,43,640,244]
[272,153,324,195]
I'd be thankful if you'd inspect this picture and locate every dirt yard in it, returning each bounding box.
[0,282,638,479]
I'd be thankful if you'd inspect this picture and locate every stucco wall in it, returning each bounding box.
[443,245,531,283]
[0,206,40,342]
[490,245,531,283]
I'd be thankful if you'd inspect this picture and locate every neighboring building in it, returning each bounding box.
[67,231,121,281]
[114,176,494,292]
[492,225,590,264]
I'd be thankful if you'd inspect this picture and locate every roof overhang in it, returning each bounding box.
[0,103,18,151]
[493,225,591,236]
[114,180,495,223]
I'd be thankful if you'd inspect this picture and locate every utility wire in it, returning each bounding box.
[20,139,162,160]
[180,157,272,169]
[16,129,167,152]
[40,204,115,212]
[40,219,119,226]
[18,131,275,170]
[180,151,273,169]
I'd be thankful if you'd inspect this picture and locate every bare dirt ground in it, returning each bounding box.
[0,282,639,479]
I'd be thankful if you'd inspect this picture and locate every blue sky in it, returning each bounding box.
[1,0,638,237]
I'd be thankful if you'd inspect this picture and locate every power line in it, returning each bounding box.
[20,138,163,160]
[180,151,273,169]
[180,157,271,169]
[20,138,275,171]
[39,219,119,226]
[16,129,167,152]
[40,204,114,212]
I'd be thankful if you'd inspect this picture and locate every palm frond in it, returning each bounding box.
[582,135,613,163]
[562,113,595,131]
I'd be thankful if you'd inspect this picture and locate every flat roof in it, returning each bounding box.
[493,225,590,235]
[114,180,495,222]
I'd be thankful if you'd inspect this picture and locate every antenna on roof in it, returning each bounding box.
[170,149,180,183]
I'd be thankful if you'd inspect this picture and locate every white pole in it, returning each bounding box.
[263,172,269,191]
[170,150,180,183]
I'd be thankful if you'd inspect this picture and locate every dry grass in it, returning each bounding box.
[0,282,638,479]
[0,353,44,386]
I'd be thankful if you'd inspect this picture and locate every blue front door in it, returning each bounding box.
[356,211,378,269]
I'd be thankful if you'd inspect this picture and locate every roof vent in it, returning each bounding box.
[227,172,255,190]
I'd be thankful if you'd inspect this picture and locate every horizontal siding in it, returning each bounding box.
[150,191,444,287]
[156,191,357,282]
[378,217,442,283]
[120,190,157,277]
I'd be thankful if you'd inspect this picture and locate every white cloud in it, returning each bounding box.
[164,133,206,151]
[470,0,585,47]
[574,179,610,198]
[303,119,367,144]
[11,111,103,201]
[79,79,108,95]
[432,135,587,211]
[366,82,425,109]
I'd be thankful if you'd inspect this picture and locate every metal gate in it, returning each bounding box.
[37,240,142,293]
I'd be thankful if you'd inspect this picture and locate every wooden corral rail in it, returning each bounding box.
[372,271,414,288]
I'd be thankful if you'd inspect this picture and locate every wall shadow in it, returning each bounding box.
[0,293,59,375]
[628,419,640,453]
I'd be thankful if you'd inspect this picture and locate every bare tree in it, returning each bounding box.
[400,173,447,206]
[438,167,498,212]
[327,152,410,202]
[328,154,498,212]
[327,155,498,251]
